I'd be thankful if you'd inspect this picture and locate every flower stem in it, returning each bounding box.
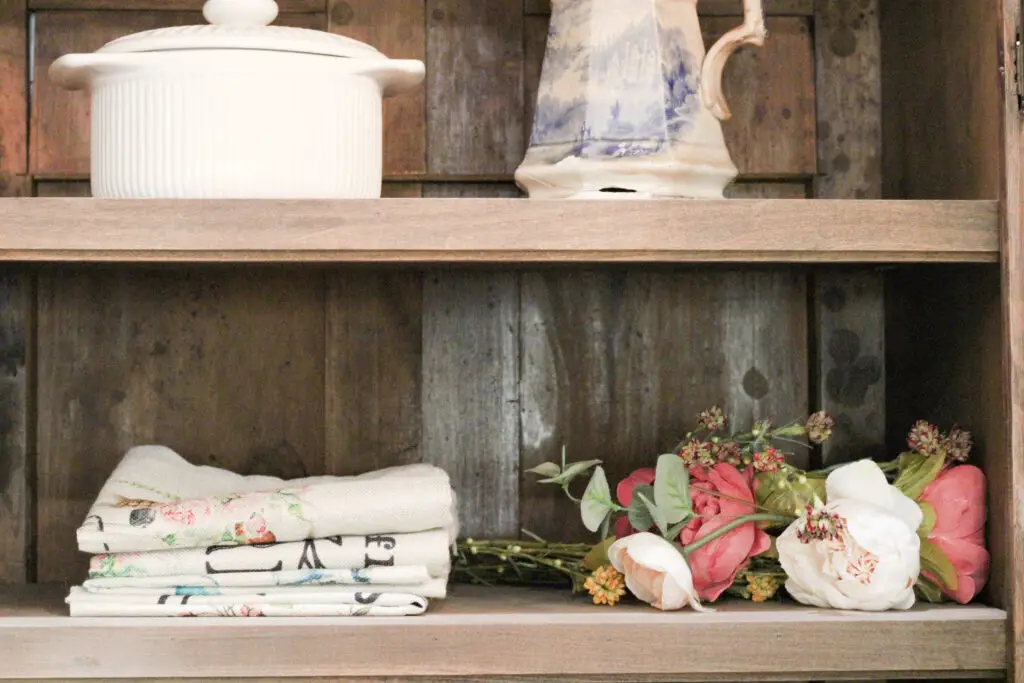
[681,513,795,558]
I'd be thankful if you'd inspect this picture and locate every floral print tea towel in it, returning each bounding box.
[79,575,449,599]
[85,566,438,591]
[88,529,453,579]
[77,446,459,553]
[66,586,429,617]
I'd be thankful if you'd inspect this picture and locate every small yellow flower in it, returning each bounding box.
[584,565,626,606]
[746,573,785,603]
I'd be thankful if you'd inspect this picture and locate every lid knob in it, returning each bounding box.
[203,0,279,27]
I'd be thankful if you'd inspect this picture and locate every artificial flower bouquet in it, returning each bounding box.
[453,409,989,613]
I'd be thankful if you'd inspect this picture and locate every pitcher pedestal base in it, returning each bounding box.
[514,155,738,200]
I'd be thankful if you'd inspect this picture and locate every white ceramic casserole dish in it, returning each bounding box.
[48,0,425,199]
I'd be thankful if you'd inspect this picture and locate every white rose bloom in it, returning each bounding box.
[777,459,923,611]
[608,532,708,612]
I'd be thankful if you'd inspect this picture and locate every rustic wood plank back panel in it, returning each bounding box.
[880,0,1001,200]
[329,0,426,179]
[811,0,885,469]
[0,273,30,584]
[0,0,27,190]
[30,10,328,176]
[520,267,809,541]
[36,267,327,583]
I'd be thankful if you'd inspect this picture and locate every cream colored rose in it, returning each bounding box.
[608,532,708,612]
[777,459,923,611]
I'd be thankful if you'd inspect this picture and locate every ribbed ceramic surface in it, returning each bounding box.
[91,74,383,199]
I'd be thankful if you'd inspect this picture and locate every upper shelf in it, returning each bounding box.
[0,584,1006,680]
[0,198,999,264]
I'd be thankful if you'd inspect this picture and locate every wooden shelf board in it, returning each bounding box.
[0,584,1006,679]
[0,198,999,264]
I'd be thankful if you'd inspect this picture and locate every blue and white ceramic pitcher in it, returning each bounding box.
[515,0,766,199]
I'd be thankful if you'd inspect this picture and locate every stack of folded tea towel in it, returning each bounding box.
[66,445,458,617]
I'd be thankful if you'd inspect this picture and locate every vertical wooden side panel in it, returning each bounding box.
[426,0,524,174]
[422,269,520,538]
[812,0,885,467]
[324,271,423,476]
[329,0,426,178]
[520,268,808,541]
[0,273,29,583]
[0,0,27,184]
[36,268,326,583]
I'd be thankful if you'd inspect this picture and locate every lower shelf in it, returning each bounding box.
[0,584,1007,680]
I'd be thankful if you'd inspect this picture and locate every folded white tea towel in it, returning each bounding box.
[77,446,459,553]
[66,586,427,617]
[88,529,452,579]
[82,574,449,598]
[85,565,433,589]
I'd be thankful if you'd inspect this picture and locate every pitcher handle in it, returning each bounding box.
[700,0,767,120]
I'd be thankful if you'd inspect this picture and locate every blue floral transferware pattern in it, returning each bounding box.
[515,0,767,199]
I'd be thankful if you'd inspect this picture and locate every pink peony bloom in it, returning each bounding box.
[614,463,770,602]
[614,468,656,539]
[680,463,771,601]
[919,464,989,604]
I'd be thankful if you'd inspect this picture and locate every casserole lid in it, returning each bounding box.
[95,0,385,59]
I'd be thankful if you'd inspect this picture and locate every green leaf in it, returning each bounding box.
[636,489,668,535]
[920,538,959,592]
[893,452,945,500]
[583,536,617,570]
[537,459,603,485]
[663,516,692,542]
[918,501,937,539]
[525,462,561,479]
[654,453,691,524]
[915,574,945,603]
[627,483,656,532]
[580,466,613,533]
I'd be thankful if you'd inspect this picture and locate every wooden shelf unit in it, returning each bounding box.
[0,198,1000,263]
[0,585,1007,680]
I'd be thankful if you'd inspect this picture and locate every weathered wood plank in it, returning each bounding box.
[724,181,808,198]
[426,0,524,174]
[811,0,885,469]
[0,272,29,584]
[880,0,1000,200]
[0,199,998,264]
[324,270,422,476]
[329,0,425,177]
[520,267,808,541]
[0,0,27,185]
[703,16,816,176]
[30,11,326,175]
[36,268,326,583]
[33,180,90,197]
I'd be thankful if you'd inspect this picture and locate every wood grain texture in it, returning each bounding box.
[520,268,808,540]
[880,0,1000,199]
[0,273,29,584]
[31,11,326,175]
[724,181,809,198]
[812,0,885,468]
[704,17,816,175]
[426,0,524,174]
[33,181,89,197]
[0,199,999,263]
[998,1,1022,678]
[35,268,326,583]
[329,0,426,176]
[421,269,519,538]
[0,584,1006,679]
[324,270,422,475]
[28,0,323,9]
[0,0,27,182]
[523,0,814,16]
